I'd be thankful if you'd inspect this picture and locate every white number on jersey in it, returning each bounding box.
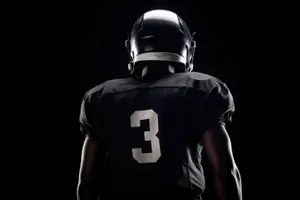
[130,109,161,163]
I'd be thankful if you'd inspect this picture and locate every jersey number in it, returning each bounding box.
[130,109,161,163]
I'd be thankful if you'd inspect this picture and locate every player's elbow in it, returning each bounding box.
[77,181,83,194]
[227,165,240,182]
[77,180,97,200]
[215,161,239,180]
[77,177,96,187]
[77,180,85,193]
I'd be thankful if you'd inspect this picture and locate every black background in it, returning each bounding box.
[64,1,266,199]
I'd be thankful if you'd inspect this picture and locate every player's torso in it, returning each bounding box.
[97,72,214,194]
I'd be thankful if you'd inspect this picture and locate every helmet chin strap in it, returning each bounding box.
[186,40,196,72]
[186,64,193,72]
[128,61,134,74]
[125,39,136,75]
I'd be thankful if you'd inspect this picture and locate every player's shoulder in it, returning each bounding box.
[84,77,133,100]
[184,71,214,80]
[186,71,223,83]
[182,71,228,92]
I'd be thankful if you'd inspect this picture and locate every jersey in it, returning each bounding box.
[79,72,235,199]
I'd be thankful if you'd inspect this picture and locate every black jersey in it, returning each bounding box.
[79,72,234,198]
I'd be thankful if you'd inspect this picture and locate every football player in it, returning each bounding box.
[77,9,242,200]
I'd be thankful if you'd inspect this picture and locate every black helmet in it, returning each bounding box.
[125,9,196,74]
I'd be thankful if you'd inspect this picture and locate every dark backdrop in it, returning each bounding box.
[64,1,261,199]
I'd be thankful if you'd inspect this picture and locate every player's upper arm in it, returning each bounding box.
[202,80,236,175]
[78,136,107,183]
[202,124,237,176]
[78,85,109,184]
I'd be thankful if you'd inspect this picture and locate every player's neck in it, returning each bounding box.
[140,64,175,78]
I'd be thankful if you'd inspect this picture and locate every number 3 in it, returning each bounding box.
[130,109,161,163]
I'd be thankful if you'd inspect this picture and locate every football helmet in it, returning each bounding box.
[125,9,196,74]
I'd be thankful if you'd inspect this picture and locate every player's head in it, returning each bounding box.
[125,9,196,77]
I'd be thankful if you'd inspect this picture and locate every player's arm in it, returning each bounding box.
[202,124,242,200]
[77,89,108,200]
[77,136,107,200]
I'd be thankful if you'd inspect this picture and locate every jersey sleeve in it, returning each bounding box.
[204,81,235,128]
[79,89,107,142]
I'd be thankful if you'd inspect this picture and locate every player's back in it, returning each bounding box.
[80,71,234,200]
